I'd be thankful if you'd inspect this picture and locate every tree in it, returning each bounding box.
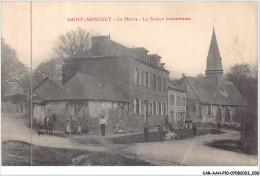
[53,27,93,59]
[31,27,94,88]
[1,38,30,96]
[225,64,258,153]
[225,64,257,111]
[32,58,62,88]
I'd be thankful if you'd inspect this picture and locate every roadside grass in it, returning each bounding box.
[113,128,223,144]
[78,153,153,166]
[2,140,152,166]
[2,140,90,166]
[205,139,257,155]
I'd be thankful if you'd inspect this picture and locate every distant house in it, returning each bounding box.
[32,77,61,123]
[61,35,169,130]
[44,73,129,133]
[179,28,245,124]
[168,83,186,123]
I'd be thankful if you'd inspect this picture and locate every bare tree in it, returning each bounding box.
[54,27,93,59]
[32,58,62,88]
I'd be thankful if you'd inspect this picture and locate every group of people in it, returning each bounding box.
[144,122,171,142]
[143,118,198,142]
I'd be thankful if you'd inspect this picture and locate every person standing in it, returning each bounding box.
[192,124,197,137]
[143,123,149,142]
[99,116,107,137]
[158,122,164,141]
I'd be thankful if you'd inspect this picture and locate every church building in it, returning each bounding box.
[179,28,245,124]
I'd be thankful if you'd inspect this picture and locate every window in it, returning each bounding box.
[149,102,153,115]
[144,71,149,87]
[134,98,141,115]
[162,103,166,116]
[158,102,161,116]
[163,78,166,92]
[169,95,175,105]
[158,76,161,91]
[153,101,156,115]
[182,97,186,106]
[170,111,175,121]
[134,68,140,85]
[207,105,212,116]
[153,74,156,90]
[177,96,181,106]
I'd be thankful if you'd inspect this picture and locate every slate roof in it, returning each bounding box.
[206,28,223,72]
[168,82,185,92]
[66,36,169,72]
[207,28,221,59]
[44,73,128,102]
[68,40,135,59]
[185,77,245,106]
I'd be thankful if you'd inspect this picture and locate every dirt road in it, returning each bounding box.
[120,130,258,166]
[2,112,258,166]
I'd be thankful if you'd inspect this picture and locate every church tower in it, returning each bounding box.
[205,28,224,85]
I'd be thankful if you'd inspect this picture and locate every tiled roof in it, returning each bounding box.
[44,73,128,102]
[185,77,245,106]
[33,77,61,102]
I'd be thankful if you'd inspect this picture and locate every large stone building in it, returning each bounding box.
[179,28,245,124]
[52,36,169,131]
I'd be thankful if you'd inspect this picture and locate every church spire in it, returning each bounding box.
[205,28,224,85]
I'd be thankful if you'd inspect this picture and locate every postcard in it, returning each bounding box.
[1,1,258,175]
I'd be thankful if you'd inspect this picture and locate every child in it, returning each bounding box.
[77,123,82,135]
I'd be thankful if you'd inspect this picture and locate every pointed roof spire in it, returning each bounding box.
[207,28,221,59]
[206,28,223,85]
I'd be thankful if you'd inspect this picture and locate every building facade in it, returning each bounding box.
[60,36,169,130]
[168,84,186,123]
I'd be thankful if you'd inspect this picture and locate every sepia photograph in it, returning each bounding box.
[1,1,259,175]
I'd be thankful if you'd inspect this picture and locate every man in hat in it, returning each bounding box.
[99,115,107,136]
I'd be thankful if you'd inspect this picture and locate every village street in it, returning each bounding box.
[1,113,258,166]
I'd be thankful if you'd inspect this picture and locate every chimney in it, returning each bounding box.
[92,36,109,56]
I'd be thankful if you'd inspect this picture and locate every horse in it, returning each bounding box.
[44,114,56,135]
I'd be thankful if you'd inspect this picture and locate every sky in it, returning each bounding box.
[2,1,258,78]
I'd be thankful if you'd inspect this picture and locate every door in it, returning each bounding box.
[225,107,230,122]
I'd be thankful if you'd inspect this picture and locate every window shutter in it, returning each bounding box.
[150,73,153,88]
[134,99,136,114]
[134,68,137,85]
[138,69,142,86]
[149,101,152,115]
[141,70,144,86]
[161,103,163,115]
[148,72,150,87]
